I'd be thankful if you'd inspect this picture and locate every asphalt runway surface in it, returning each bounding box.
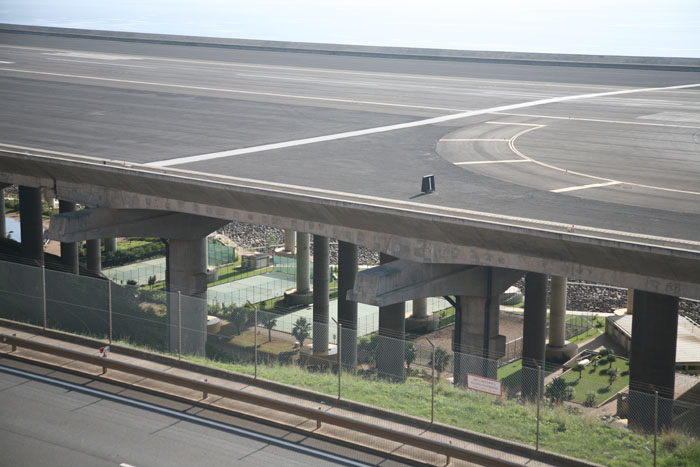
[1,31,699,242]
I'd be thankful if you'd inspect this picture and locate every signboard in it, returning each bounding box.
[467,373,502,397]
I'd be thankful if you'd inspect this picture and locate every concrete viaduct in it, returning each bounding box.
[1,25,700,432]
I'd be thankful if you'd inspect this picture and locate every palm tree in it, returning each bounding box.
[608,367,620,386]
[261,314,277,343]
[606,353,616,369]
[292,317,311,349]
[572,362,586,381]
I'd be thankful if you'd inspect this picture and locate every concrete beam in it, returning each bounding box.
[348,260,523,306]
[338,241,358,368]
[377,254,405,382]
[46,208,228,242]
[18,186,44,265]
[629,290,679,431]
[58,200,79,274]
[167,237,208,356]
[3,153,700,299]
[312,235,330,355]
[522,272,547,399]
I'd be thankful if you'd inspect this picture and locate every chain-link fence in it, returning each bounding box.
[2,257,699,466]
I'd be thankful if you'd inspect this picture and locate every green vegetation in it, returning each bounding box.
[174,354,697,467]
[99,238,166,268]
[568,315,606,344]
[208,264,274,287]
[560,357,630,406]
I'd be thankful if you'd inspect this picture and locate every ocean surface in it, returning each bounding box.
[1,0,699,58]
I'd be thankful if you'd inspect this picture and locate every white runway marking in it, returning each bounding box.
[551,181,622,193]
[147,81,700,167]
[492,111,700,129]
[485,121,543,127]
[0,67,469,114]
[440,138,510,142]
[0,61,14,64]
[455,159,530,165]
[46,58,154,68]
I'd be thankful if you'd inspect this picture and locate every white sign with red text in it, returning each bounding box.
[467,373,502,397]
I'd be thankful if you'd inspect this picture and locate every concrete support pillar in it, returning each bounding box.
[629,290,679,432]
[86,239,101,275]
[377,253,405,382]
[58,200,79,274]
[454,292,502,382]
[167,237,208,356]
[103,237,117,253]
[412,298,428,318]
[296,232,310,294]
[546,276,577,362]
[284,230,296,253]
[626,289,635,314]
[522,272,547,399]
[0,186,6,238]
[338,241,358,368]
[312,235,330,355]
[18,186,44,265]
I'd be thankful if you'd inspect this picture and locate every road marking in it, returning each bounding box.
[0,43,626,91]
[455,159,531,165]
[551,181,622,193]
[440,138,510,142]
[46,58,154,68]
[0,60,14,64]
[0,67,470,113]
[486,121,544,126]
[146,81,700,167]
[491,112,700,129]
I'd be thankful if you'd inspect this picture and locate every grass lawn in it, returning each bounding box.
[118,239,157,250]
[225,326,296,354]
[568,314,606,344]
[498,360,523,387]
[561,359,630,406]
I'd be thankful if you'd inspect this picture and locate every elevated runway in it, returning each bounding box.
[1,26,699,298]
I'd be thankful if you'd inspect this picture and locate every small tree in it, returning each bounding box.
[608,367,620,386]
[405,342,417,373]
[606,353,617,369]
[429,347,450,380]
[148,275,156,286]
[292,317,311,349]
[227,305,251,336]
[584,390,597,407]
[546,377,569,404]
[572,362,586,380]
[261,314,277,343]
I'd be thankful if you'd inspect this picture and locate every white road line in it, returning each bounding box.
[148,82,700,167]
[455,159,531,165]
[0,67,469,113]
[440,138,510,142]
[46,58,154,68]
[0,60,14,64]
[0,43,625,91]
[485,121,544,126]
[492,111,700,129]
[551,181,622,193]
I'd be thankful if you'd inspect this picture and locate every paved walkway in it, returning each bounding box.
[0,324,576,467]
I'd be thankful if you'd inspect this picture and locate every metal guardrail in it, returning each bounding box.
[0,333,519,467]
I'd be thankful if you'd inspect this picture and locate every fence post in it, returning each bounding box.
[178,291,182,360]
[41,265,47,331]
[248,300,258,380]
[536,364,542,451]
[654,390,658,467]
[108,280,113,344]
[338,321,342,400]
[427,337,435,425]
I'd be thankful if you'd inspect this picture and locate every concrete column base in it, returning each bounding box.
[405,314,438,333]
[545,341,579,362]
[284,288,314,306]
